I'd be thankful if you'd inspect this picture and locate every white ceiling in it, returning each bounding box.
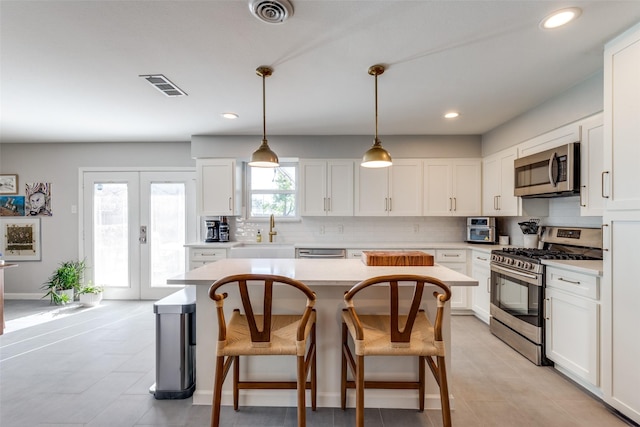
[2,1,640,144]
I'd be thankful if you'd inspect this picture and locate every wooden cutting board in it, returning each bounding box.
[361,250,435,266]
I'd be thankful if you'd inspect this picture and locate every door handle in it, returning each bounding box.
[579,185,586,207]
[139,225,147,244]
[548,152,558,187]
[602,224,610,251]
[601,171,610,198]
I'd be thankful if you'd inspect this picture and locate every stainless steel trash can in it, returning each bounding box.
[150,286,196,399]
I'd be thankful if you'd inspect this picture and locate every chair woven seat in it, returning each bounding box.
[219,311,316,356]
[341,312,443,356]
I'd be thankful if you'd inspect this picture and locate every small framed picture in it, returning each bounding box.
[1,217,41,261]
[0,174,19,195]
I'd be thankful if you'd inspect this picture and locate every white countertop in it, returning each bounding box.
[168,258,478,287]
[185,241,509,252]
[541,259,603,276]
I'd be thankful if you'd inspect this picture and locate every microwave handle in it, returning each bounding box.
[548,152,558,187]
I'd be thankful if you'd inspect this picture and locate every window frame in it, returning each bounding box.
[245,161,300,221]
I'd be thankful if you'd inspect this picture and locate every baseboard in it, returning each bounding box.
[4,293,43,300]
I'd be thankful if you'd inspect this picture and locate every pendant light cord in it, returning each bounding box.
[262,72,267,141]
[374,71,379,142]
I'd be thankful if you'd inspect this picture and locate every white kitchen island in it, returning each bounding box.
[167,258,478,409]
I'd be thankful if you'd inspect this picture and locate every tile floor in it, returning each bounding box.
[0,299,633,427]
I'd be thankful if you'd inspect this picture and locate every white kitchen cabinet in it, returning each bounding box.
[423,159,481,217]
[436,249,470,313]
[545,266,600,392]
[601,22,640,425]
[470,250,491,324]
[196,159,240,216]
[518,122,581,158]
[300,160,354,216]
[188,247,227,271]
[603,23,640,211]
[355,159,422,216]
[579,113,605,216]
[482,146,520,216]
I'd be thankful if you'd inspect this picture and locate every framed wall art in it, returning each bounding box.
[25,182,52,216]
[0,196,26,216]
[1,217,41,261]
[0,174,18,195]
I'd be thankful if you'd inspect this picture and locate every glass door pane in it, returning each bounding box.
[149,182,186,287]
[93,182,129,288]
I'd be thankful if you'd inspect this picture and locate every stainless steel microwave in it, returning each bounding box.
[466,217,496,243]
[514,143,580,198]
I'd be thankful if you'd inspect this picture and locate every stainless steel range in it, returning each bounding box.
[489,226,603,365]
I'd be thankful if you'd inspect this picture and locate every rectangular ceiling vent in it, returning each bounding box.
[140,74,187,97]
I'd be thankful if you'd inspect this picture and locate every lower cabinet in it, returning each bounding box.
[545,266,600,392]
[470,250,491,324]
[188,247,227,270]
[436,249,470,313]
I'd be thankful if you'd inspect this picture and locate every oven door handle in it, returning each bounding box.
[491,264,540,282]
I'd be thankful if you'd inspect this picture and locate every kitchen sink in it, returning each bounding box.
[229,243,295,259]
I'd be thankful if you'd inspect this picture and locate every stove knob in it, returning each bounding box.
[516,260,523,268]
[507,258,514,265]
[523,262,531,270]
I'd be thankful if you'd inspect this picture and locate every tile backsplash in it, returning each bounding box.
[203,197,601,247]
[231,216,467,244]
[501,196,602,247]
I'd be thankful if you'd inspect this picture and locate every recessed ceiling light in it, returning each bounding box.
[222,113,239,119]
[444,112,460,119]
[540,7,581,29]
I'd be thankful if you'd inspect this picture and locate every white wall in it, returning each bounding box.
[0,142,193,296]
[482,72,603,156]
[192,134,482,159]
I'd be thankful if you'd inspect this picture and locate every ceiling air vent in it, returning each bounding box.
[140,74,187,97]
[249,0,293,24]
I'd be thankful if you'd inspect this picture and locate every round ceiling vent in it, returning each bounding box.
[249,0,293,24]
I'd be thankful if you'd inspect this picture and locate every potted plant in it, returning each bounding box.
[41,259,87,304]
[77,283,103,307]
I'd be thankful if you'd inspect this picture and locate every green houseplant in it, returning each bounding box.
[42,260,87,304]
[77,283,103,307]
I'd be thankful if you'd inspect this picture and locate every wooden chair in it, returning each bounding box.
[340,274,452,427]
[208,274,317,427]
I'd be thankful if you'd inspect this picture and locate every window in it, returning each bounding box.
[247,162,298,219]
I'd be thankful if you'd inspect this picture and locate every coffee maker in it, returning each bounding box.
[205,219,220,242]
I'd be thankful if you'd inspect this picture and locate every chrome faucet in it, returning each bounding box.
[269,214,277,243]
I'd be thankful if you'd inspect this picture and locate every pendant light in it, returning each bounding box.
[361,64,392,168]
[249,66,279,168]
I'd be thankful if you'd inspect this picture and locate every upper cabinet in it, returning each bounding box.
[300,160,354,216]
[482,146,520,216]
[355,159,422,216]
[196,158,240,216]
[603,24,640,211]
[423,159,481,216]
[579,113,604,216]
[518,123,581,157]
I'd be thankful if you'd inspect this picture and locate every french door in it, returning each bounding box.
[81,170,196,300]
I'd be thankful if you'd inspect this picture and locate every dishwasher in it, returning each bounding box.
[296,248,346,259]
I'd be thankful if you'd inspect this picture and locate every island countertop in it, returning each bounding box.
[167,258,479,287]
[167,258,476,408]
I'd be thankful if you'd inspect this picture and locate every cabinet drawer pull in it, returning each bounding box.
[580,185,586,207]
[443,254,460,257]
[476,256,488,261]
[558,277,581,285]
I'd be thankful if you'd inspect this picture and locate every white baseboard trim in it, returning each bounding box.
[192,389,454,410]
[5,293,43,300]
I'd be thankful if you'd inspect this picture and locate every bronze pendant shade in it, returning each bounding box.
[361,64,392,168]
